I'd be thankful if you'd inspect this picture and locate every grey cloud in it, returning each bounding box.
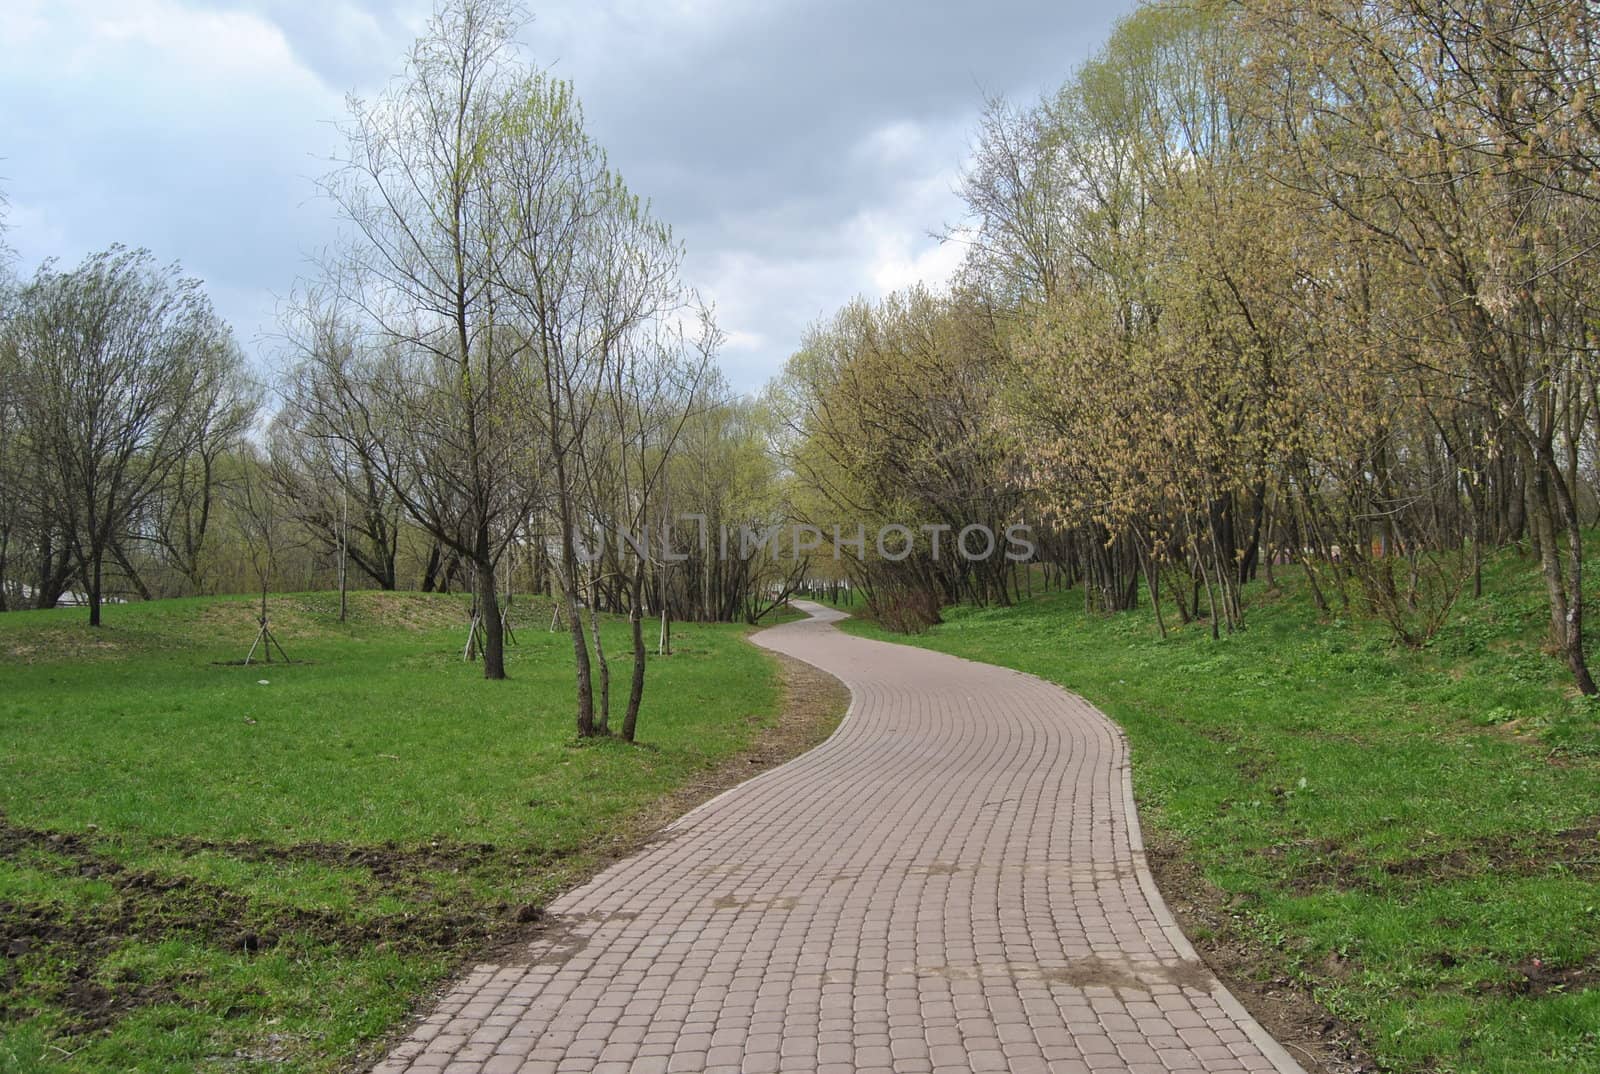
[212,0,428,91]
[3,0,1132,392]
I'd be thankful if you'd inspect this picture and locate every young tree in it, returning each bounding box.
[489,69,693,735]
[323,0,536,679]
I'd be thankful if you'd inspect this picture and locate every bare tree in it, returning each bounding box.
[274,304,405,591]
[8,246,240,625]
[150,339,259,592]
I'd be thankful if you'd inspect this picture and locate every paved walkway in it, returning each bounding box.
[376,602,1303,1074]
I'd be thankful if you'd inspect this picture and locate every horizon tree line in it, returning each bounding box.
[11,0,1598,705]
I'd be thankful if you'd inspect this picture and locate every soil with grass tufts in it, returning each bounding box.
[0,592,810,1071]
[0,614,847,1073]
[1146,838,1378,1074]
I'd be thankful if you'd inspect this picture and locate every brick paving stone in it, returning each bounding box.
[374,603,1305,1073]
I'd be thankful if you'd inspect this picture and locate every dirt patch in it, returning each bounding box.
[1286,821,1600,895]
[497,909,640,970]
[0,646,849,1065]
[0,816,548,1040]
[143,834,514,878]
[1,815,523,905]
[209,658,315,667]
[709,895,799,912]
[1488,953,1600,997]
[1144,838,1378,1074]
[0,898,183,1034]
[0,828,508,936]
[1039,957,1142,990]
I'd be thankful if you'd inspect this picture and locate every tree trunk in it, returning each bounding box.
[474,551,506,680]
[560,532,596,736]
[588,598,610,734]
[88,546,103,628]
[421,541,442,593]
[1238,485,1266,585]
[623,562,648,742]
[1545,457,1598,694]
[33,536,73,610]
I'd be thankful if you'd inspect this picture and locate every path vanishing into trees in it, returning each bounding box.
[376,602,1304,1074]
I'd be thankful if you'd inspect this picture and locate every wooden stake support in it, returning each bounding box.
[244,585,290,665]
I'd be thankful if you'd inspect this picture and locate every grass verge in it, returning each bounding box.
[839,550,1600,1074]
[0,592,841,1073]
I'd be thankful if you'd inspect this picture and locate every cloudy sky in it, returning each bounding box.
[1,0,1133,393]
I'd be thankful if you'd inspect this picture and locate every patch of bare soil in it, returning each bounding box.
[1144,839,1379,1074]
[1489,953,1600,997]
[1272,821,1600,1005]
[1152,821,1600,1067]
[1286,822,1600,895]
[0,818,521,1035]
[0,649,849,1061]
[144,834,510,877]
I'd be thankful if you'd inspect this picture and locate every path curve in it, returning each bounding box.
[376,602,1305,1074]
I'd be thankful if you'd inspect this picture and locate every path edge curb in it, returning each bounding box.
[661,623,861,834]
[1107,709,1312,1074]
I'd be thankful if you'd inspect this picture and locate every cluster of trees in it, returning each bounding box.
[0,247,257,624]
[273,0,811,737]
[770,287,1021,624]
[778,0,1600,691]
[0,0,803,740]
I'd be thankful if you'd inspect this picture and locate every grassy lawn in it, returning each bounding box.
[841,551,1600,1074]
[0,592,791,1073]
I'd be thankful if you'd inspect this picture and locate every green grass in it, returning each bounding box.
[0,591,785,1072]
[841,550,1600,1074]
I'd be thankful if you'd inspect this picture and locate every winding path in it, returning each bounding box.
[376,602,1304,1074]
